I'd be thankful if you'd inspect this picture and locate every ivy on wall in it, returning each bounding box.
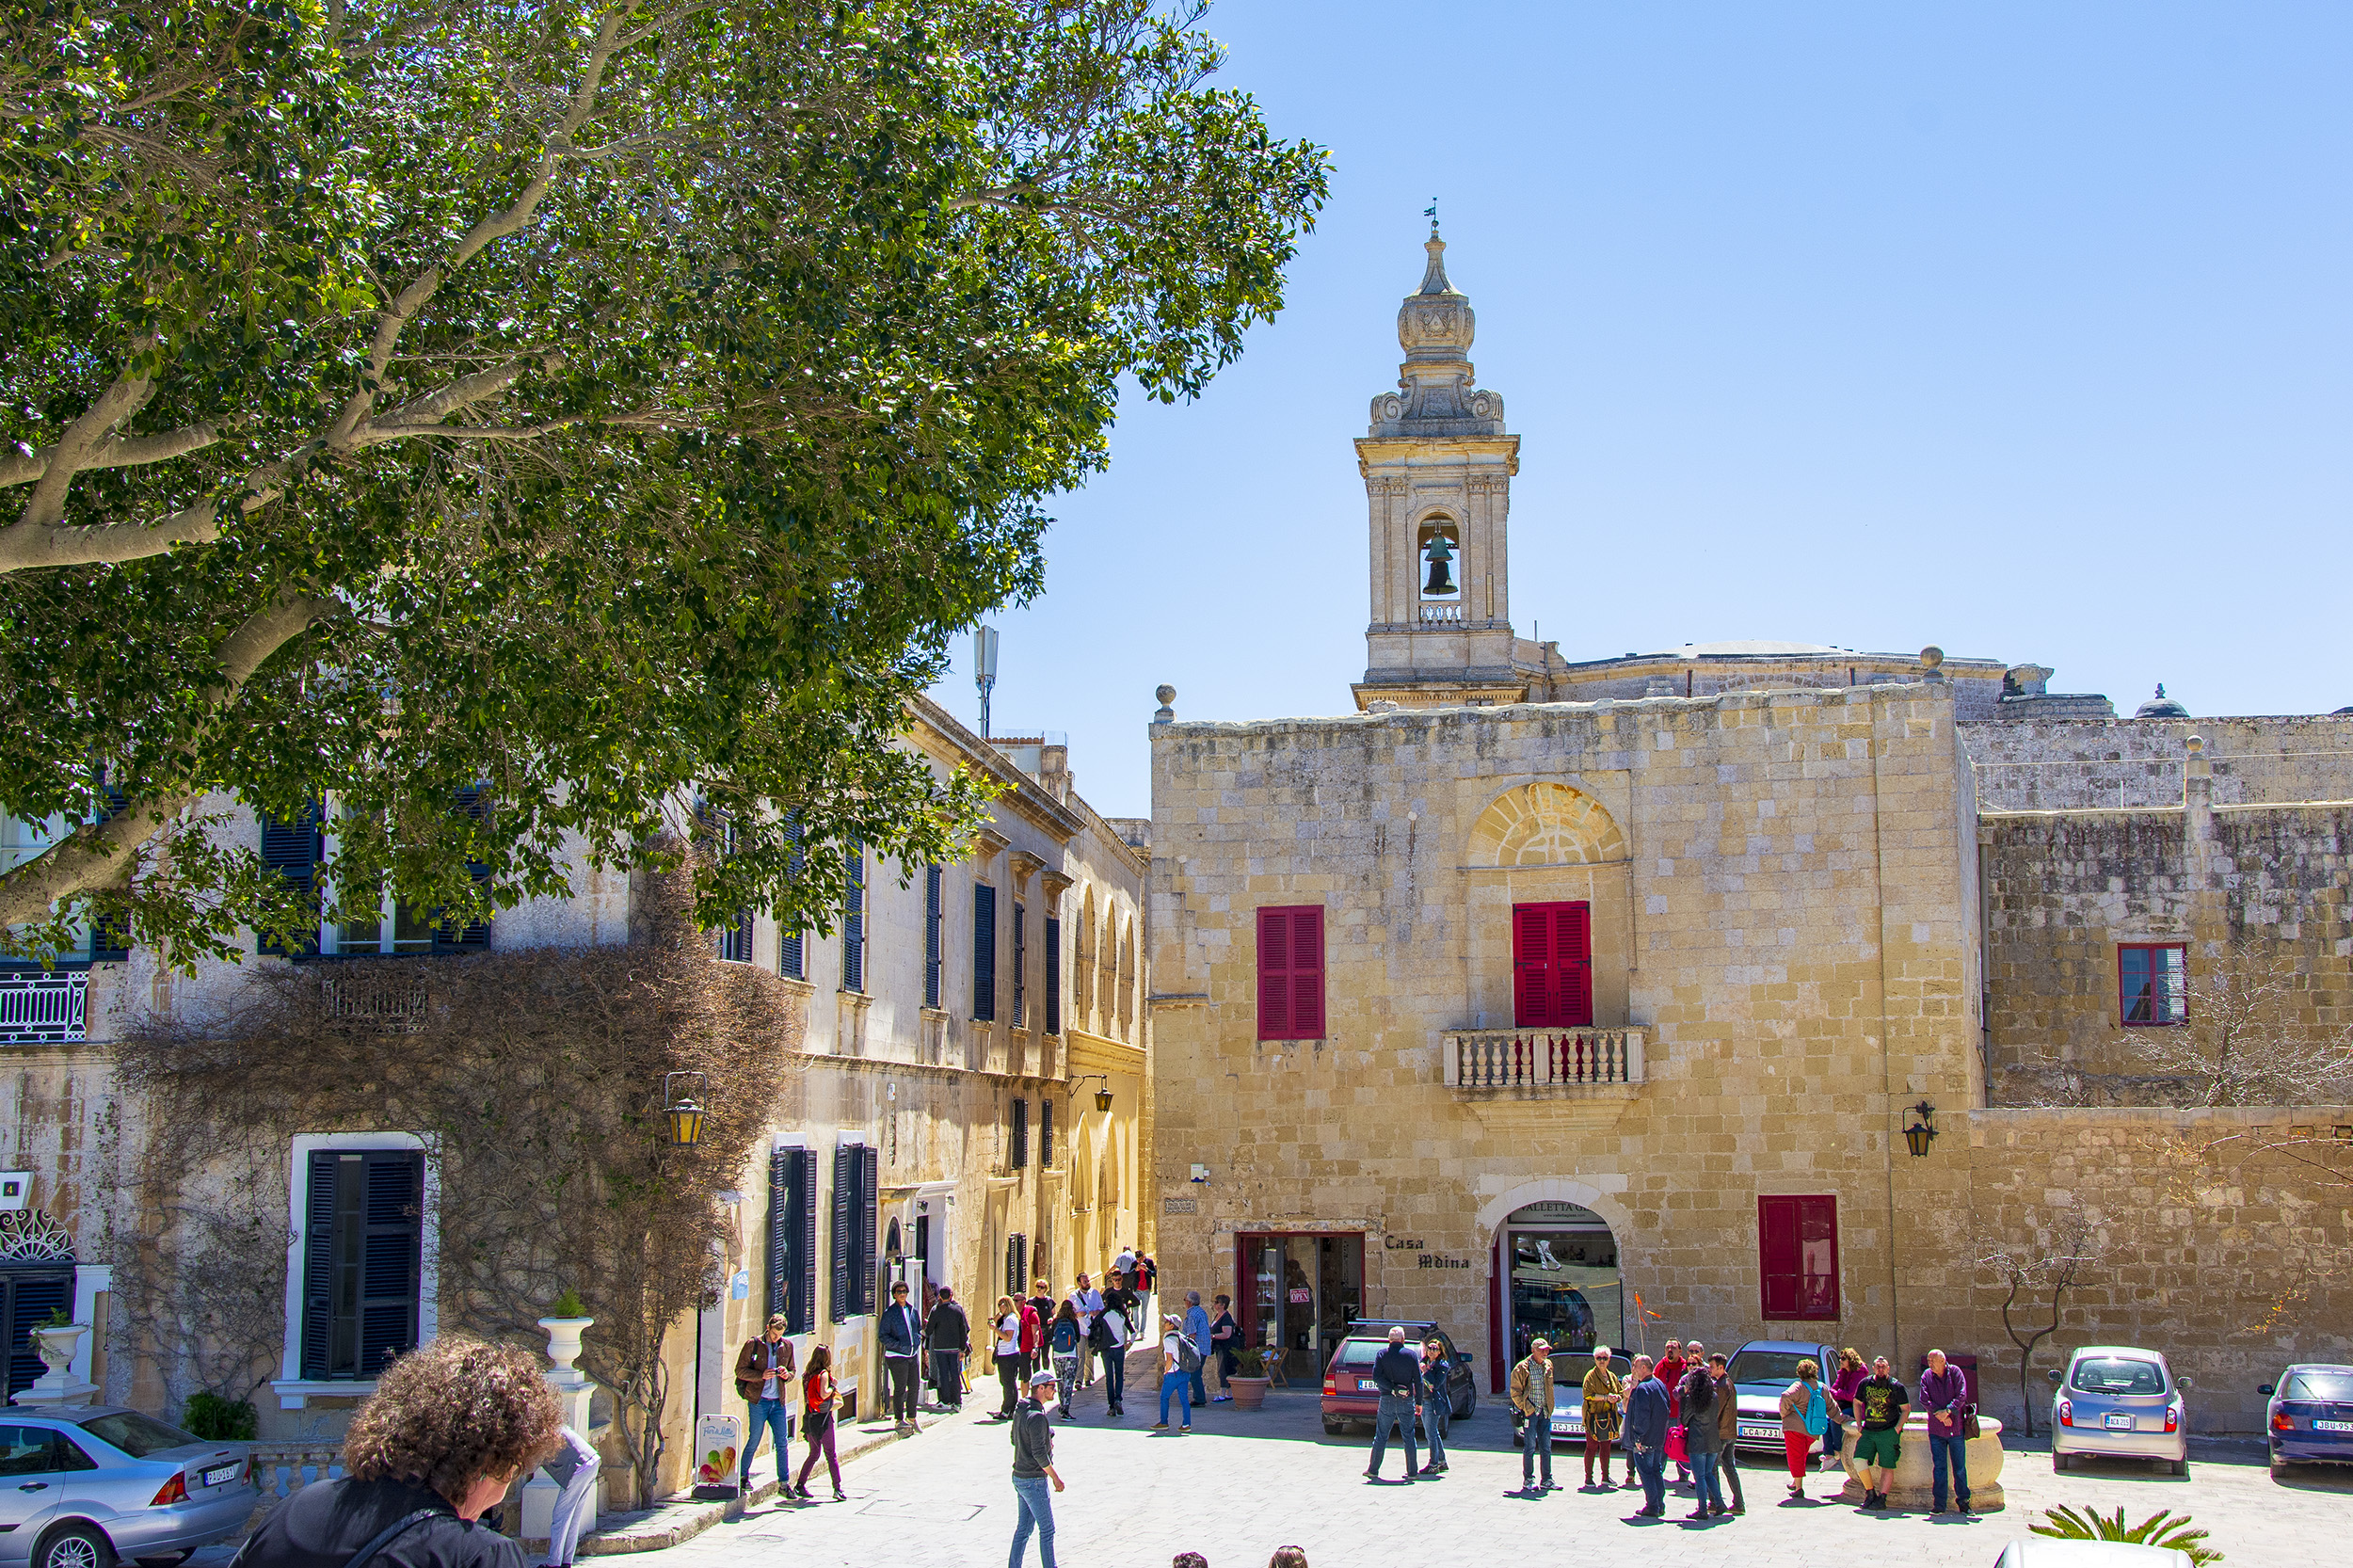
[109,855,803,1504]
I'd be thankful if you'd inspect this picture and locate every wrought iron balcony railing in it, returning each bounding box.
[1442,1027,1645,1093]
[0,970,88,1045]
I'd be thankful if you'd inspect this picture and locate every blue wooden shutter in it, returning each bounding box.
[1041,1097,1054,1168]
[778,819,805,979]
[259,805,322,955]
[794,1150,818,1333]
[767,1146,791,1317]
[923,865,942,1008]
[1044,917,1061,1034]
[829,1147,853,1323]
[1010,1097,1028,1170]
[1012,904,1026,1026]
[2,1273,72,1400]
[840,844,865,991]
[972,886,997,1021]
[299,1150,339,1375]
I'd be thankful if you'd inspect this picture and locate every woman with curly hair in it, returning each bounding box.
[236,1336,561,1568]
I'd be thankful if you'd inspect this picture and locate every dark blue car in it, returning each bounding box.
[2262,1364,2353,1477]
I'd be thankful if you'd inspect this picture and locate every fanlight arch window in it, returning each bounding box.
[1468,782,1627,868]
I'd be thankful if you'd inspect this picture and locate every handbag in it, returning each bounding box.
[1665,1423,1689,1465]
[1962,1412,1981,1440]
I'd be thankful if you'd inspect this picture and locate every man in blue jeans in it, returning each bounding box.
[1010,1368,1064,1568]
[1365,1325,1422,1481]
[731,1313,795,1492]
[1181,1291,1213,1411]
[1622,1353,1672,1518]
[1919,1348,1974,1515]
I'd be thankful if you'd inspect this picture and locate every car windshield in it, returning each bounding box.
[1335,1340,1385,1368]
[2285,1372,2353,1402]
[1728,1351,1818,1387]
[2071,1358,2165,1396]
[78,1413,201,1458]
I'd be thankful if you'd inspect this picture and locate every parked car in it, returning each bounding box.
[0,1407,257,1568]
[2260,1363,2353,1477]
[2048,1346,2190,1474]
[1724,1339,1842,1455]
[1993,1539,2192,1567]
[1320,1320,1476,1436]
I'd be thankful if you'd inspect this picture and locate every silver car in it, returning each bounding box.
[2049,1346,2191,1475]
[0,1408,258,1568]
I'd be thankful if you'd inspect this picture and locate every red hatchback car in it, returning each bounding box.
[1321,1320,1478,1436]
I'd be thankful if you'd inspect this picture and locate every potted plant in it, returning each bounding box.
[1225,1345,1273,1411]
[30,1305,85,1376]
[537,1288,593,1374]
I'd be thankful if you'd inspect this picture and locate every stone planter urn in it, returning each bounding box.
[1226,1376,1272,1412]
[536,1317,593,1379]
[30,1324,85,1377]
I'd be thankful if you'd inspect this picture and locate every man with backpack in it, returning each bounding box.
[1017,1291,1044,1383]
[1180,1290,1213,1412]
[924,1286,972,1414]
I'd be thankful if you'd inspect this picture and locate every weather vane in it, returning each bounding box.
[1424,197,1439,232]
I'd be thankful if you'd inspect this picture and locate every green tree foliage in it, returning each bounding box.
[0,0,1326,963]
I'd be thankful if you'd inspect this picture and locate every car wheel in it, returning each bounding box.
[2052,1451,2069,1473]
[1321,1418,1345,1436]
[2269,1456,2289,1480]
[2168,1458,2188,1477]
[36,1525,114,1568]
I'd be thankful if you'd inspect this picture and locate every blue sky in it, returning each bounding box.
[925,1,2353,819]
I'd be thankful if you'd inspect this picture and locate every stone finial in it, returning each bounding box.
[1919,646,1945,682]
[2185,733,2204,756]
[1153,684,1176,725]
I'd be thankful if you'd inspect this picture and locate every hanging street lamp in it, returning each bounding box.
[664,1070,710,1148]
[1902,1100,1939,1159]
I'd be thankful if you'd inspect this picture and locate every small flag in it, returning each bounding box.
[1423,199,1439,225]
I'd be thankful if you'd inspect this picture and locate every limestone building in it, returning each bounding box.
[0,694,1148,1509]
[1145,230,2350,1432]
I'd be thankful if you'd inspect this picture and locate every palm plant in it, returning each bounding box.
[2031,1506,2222,1564]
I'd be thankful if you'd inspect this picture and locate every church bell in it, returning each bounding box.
[1422,534,1458,597]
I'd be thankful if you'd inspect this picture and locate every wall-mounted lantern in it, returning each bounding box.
[664,1071,709,1148]
[1071,1073,1114,1114]
[1902,1100,1939,1159]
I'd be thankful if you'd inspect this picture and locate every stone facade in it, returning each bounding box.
[1144,230,2352,1436]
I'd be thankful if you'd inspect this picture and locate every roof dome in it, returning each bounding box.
[2134,683,2190,719]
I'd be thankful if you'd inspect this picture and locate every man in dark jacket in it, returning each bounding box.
[1677,1352,1726,1519]
[1623,1354,1673,1518]
[925,1286,972,1413]
[1009,1368,1064,1568]
[879,1281,925,1432]
[1364,1325,1422,1482]
[1706,1352,1745,1515]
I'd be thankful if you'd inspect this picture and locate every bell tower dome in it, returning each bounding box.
[1352,227,1540,711]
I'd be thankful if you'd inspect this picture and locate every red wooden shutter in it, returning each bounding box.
[1257,905,1324,1041]
[1513,901,1593,1028]
[1758,1194,1838,1320]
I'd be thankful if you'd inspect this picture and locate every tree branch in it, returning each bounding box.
[0,423,224,488]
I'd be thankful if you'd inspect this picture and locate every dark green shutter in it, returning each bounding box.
[794,1149,818,1333]
[435,787,494,952]
[972,886,996,1021]
[1041,1097,1054,1169]
[1013,904,1026,1025]
[0,1272,73,1400]
[767,1147,791,1318]
[1044,918,1061,1034]
[840,845,865,992]
[1010,1097,1028,1170]
[922,866,943,1009]
[298,1149,420,1379]
[829,1147,853,1323]
[856,1146,879,1313]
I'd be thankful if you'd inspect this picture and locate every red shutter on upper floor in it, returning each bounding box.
[1512,900,1593,1029]
[1257,904,1325,1041]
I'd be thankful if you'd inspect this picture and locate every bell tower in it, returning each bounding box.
[1352,227,1539,711]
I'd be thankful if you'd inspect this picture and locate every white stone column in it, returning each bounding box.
[521,1317,597,1543]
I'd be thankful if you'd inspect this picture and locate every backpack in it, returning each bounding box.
[1176,1332,1203,1373]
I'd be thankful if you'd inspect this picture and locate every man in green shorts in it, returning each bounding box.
[1851,1354,1910,1509]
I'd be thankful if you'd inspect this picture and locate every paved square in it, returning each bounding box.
[647,1369,2345,1568]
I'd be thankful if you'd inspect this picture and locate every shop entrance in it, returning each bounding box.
[1489,1201,1622,1390]
[1236,1233,1363,1382]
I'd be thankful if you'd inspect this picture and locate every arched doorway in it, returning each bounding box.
[1489,1201,1621,1390]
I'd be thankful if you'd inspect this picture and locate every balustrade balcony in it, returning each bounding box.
[1441,1026,1645,1095]
[1418,600,1464,624]
[0,970,88,1045]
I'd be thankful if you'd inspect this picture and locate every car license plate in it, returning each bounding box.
[2105,1413,2134,1431]
[1738,1424,1777,1439]
[202,1463,243,1487]
[2315,1419,2353,1432]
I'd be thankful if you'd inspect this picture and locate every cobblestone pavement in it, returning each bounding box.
[648,1363,2347,1568]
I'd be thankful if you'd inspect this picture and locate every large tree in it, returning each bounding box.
[0,0,1324,962]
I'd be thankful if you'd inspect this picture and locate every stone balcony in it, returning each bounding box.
[1440,1026,1645,1096]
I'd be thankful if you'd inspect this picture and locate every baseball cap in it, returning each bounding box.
[1029,1368,1058,1387]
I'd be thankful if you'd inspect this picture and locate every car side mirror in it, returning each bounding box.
[2177,1377,2192,1392]
[2258,1384,2275,1398]
[2046,1368,2062,1384]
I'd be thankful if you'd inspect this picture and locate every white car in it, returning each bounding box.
[2049,1346,2191,1474]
